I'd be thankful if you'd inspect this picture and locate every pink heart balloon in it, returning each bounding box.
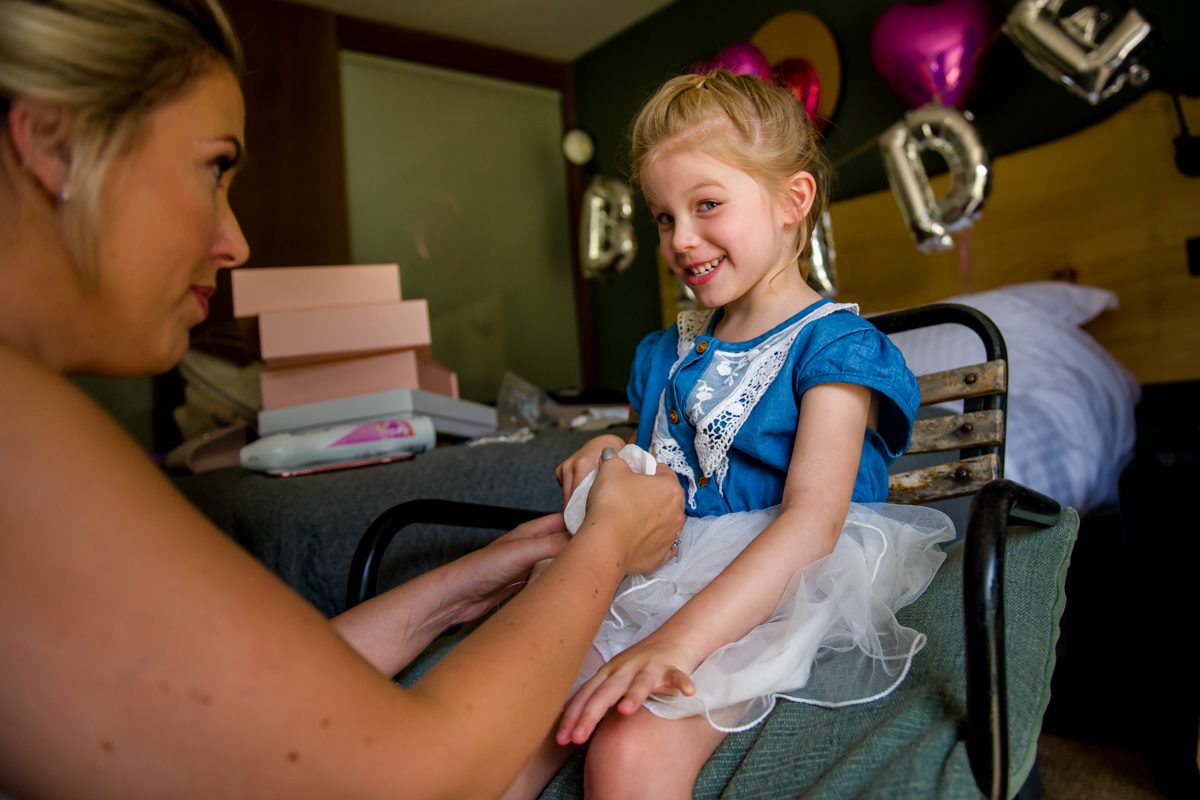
[869,0,995,108]
[691,42,772,81]
[773,58,822,127]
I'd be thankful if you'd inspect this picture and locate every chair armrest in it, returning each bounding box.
[964,478,1063,800]
[346,499,549,609]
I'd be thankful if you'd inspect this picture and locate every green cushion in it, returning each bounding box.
[404,509,1079,799]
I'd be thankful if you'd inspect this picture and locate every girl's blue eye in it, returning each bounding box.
[698,200,719,212]
[655,212,673,226]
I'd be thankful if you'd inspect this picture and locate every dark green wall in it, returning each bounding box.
[574,0,1200,391]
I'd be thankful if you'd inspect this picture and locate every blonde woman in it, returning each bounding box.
[0,2,682,797]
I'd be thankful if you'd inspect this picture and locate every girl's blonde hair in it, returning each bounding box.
[630,70,828,274]
[0,0,243,281]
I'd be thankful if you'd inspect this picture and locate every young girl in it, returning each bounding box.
[523,70,954,797]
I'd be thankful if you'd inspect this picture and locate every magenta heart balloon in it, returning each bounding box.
[773,58,822,127]
[870,0,995,108]
[691,42,771,81]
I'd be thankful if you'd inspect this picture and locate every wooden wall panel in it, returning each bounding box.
[225,0,351,268]
[831,92,1200,385]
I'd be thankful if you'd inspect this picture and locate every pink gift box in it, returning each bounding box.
[259,300,431,366]
[259,350,423,409]
[232,264,402,318]
[417,357,459,399]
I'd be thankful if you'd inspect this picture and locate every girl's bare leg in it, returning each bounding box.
[584,708,726,800]
[499,732,578,800]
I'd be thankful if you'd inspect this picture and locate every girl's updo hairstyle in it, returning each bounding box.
[0,0,243,281]
[630,70,829,273]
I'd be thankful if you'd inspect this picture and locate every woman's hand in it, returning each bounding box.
[332,515,568,673]
[577,457,683,576]
[556,635,697,745]
[440,514,570,625]
[555,433,627,507]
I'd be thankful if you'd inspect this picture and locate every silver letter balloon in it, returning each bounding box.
[806,210,838,297]
[1004,0,1151,105]
[880,104,991,254]
[580,175,637,279]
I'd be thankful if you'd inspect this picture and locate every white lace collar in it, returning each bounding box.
[651,302,858,507]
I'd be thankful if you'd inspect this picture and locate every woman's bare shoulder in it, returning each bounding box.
[0,341,221,594]
[0,342,116,459]
[0,343,287,623]
[0,340,77,400]
[0,341,156,491]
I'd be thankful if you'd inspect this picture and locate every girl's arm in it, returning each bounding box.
[0,347,682,800]
[559,382,872,742]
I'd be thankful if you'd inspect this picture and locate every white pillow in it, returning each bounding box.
[983,281,1117,326]
[885,282,1140,514]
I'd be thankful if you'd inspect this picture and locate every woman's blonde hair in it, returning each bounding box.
[0,0,243,281]
[630,70,828,274]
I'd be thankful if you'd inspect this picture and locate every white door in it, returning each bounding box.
[341,51,581,403]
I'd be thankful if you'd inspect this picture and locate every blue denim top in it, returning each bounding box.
[628,299,920,516]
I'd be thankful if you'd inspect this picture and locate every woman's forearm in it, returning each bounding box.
[407,520,638,793]
[330,567,470,676]
[330,517,570,677]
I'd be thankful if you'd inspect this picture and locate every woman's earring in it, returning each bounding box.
[58,184,70,203]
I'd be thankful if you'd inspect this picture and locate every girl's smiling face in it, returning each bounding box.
[642,140,811,322]
[89,64,248,375]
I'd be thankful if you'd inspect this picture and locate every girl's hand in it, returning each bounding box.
[555,636,697,745]
[555,433,627,507]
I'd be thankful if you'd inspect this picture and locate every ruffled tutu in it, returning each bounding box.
[575,501,955,733]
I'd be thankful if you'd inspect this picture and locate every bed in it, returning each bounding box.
[886,281,1139,516]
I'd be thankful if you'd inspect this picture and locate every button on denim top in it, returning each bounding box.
[628,299,920,517]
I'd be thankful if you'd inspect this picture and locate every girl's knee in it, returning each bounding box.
[585,715,651,776]
[584,713,694,798]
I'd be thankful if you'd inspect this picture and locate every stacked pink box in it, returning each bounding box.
[232,264,459,410]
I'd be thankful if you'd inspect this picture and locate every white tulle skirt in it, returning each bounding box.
[576,502,956,733]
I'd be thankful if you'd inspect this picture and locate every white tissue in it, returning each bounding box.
[563,444,658,533]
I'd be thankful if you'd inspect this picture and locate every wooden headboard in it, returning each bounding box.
[830,91,1200,385]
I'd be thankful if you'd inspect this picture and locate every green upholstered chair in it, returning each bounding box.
[347,305,1078,799]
